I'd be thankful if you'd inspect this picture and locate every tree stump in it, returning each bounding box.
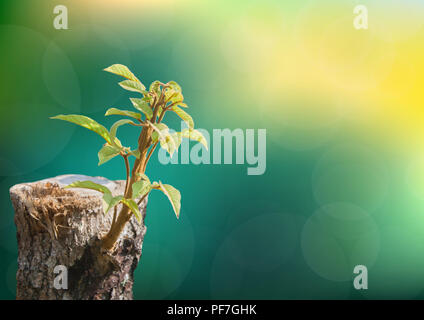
[9,174,147,300]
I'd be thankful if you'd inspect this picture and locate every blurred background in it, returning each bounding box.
[1,0,424,299]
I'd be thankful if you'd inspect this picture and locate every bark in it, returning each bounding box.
[10,174,147,300]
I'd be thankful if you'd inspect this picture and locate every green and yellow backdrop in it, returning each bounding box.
[1,0,424,299]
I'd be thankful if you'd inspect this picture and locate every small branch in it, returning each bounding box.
[159,83,170,100]
[166,100,183,110]
[151,100,163,124]
[144,142,158,170]
[137,192,149,206]
[165,92,178,104]
[123,154,131,195]
[157,108,167,123]
[142,106,171,172]
[151,96,158,108]
[158,81,170,88]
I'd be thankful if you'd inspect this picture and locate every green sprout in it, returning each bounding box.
[51,64,207,251]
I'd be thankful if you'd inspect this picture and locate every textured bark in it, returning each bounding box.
[10,174,147,300]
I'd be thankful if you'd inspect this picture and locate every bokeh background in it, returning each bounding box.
[1,0,424,299]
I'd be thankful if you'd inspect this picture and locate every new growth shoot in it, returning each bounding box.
[51,64,207,251]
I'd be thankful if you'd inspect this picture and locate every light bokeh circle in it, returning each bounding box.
[133,208,194,299]
[293,0,395,92]
[258,89,345,151]
[220,3,285,75]
[368,0,424,43]
[226,213,299,273]
[360,225,424,299]
[209,238,245,299]
[0,101,76,176]
[50,24,132,113]
[0,225,17,255]
[210,212,352,299]
[301,202,380,282]
[210,213,300,298]
[312,144,388,212]
[42,41,81,113]
[172,29,227,93]
[6,259,17,297]
[405,152,424,200]
[0,25,79,176]
[89,1,177,50]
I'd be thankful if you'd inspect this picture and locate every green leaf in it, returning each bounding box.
[172,106,194,129]
[50,114,112,144]
[113,137,123,148]
[119,80,146,93]
[149,81,161,96]
[178,102,189,108]
[168,81,181,93]
[165,90,177,102]
[130,98,153,119]
[104,64,140,82]
[171,132,183,150]
[181,129,208,150]
[172,91,184,102]
[148,122,169,142]
[98,144,121,165]
[105,108,141,121]
[102,194,123,215]
[131,179,151,199]
[65,180,112,195]
[121,198,142,223]
[159,134,177,156]
[110,119,137,141]
[136,173,151,185]
[158,181,181,219]
[142,95,154,104]
[148,122,177,155]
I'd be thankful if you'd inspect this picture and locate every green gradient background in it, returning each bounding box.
[1,0,424,299]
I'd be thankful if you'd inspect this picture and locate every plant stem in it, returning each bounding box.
[111,206,117,230]
[102,205,131,251]
[123,154,130,195]
[101,87,168,251]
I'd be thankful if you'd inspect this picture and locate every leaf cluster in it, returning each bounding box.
[51,64,207,222]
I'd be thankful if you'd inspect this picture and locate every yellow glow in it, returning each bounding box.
[80,0,180,9]
[229,1,424,153]
[74,0,424,153]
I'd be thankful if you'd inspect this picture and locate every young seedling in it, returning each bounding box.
[51,64,207,251]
